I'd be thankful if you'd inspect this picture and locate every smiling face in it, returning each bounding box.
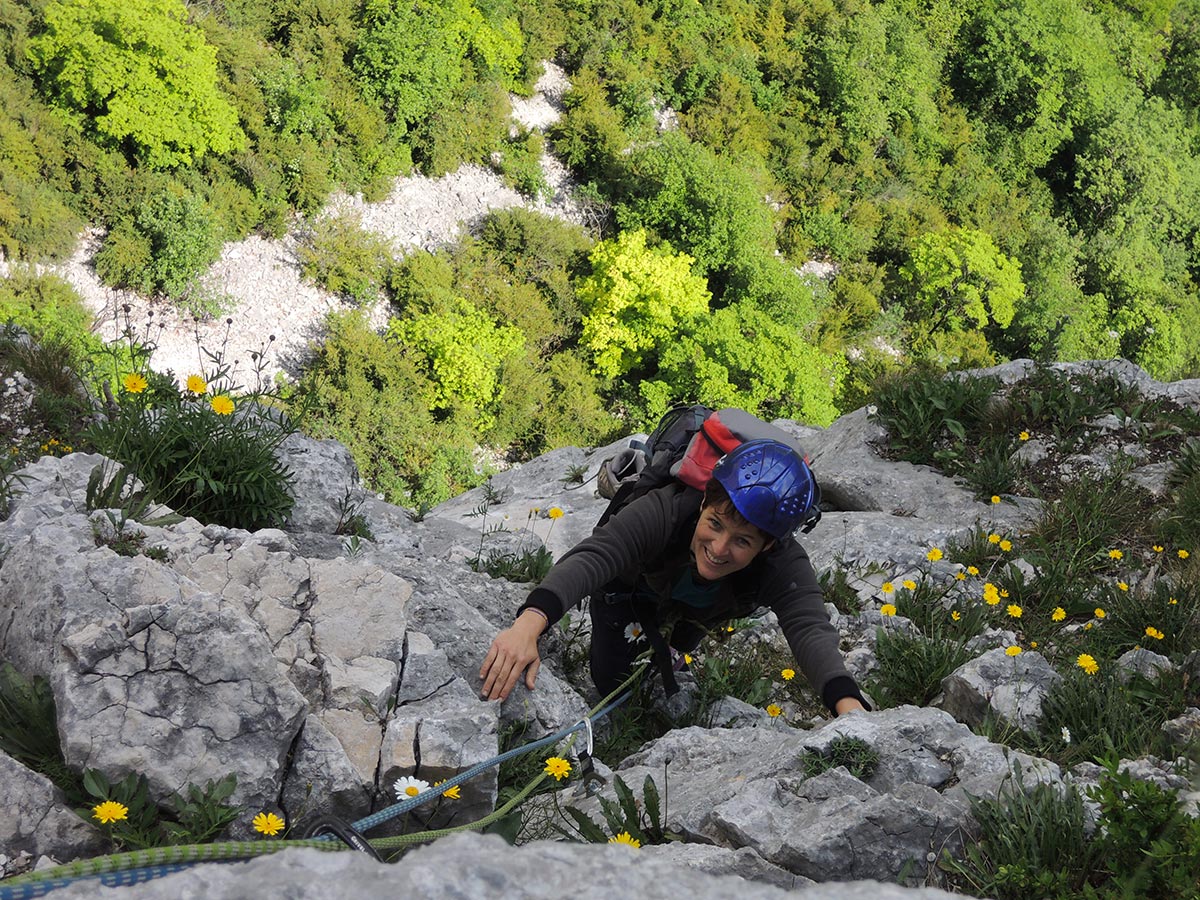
[689,501,774,581]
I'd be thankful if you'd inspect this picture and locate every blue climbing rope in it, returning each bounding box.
[0,672,641,900]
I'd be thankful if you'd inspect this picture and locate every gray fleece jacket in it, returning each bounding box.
[519,482,866,712]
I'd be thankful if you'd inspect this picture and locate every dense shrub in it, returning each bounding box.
[28,0,244,168]
[290,311,482,509]
[94,186,223,300]
[0,270,101,365]
[298,212,394,306]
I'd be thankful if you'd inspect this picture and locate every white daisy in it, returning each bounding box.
[1061,726,1071,745]
[394,775,430,801]
[624,622,645,643]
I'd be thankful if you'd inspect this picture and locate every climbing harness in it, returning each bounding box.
[0,666,646,900]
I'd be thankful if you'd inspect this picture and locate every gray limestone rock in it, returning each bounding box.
[705,696,771,728]
[379,676,499,828]
[938,648,1062,731]
[279,432,363,534]
[424,444,612,559]
[1162,707,1200,751]
[0,752,106,861]
[281,714,375,823]
[44,833,968,900]
[1114,647,1173,683]
[644,842,814,890]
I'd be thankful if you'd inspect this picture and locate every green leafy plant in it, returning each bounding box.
[560,463,589,486]
[559,773,672,847]
[1087,761,1200,899]
[333,489,375,540]
[868,626,976,708]
[297,213,393,307]
[819,565,864,616]
[941,762,1100,900]
[496,130,551,199]
[870,368,1000,467]
[79,768,240,849]
[0,664,79,796]
[86,317,297,530]
[801,736,880,781]
[163,775,240,844]
[996,665,1192,770]
[944,758,1200,900]
[90,509,170,562]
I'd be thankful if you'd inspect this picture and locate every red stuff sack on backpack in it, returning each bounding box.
[674,408,809,490]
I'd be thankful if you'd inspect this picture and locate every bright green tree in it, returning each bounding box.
[353,0,522,128]
[28,0,244,168]
[901,228,1024,349]
[642,301,843,427]
[576,228,712,379]
[387,296,525,429]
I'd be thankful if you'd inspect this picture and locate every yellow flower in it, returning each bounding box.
[1169,597,1178,605]
[92,800,129,825]
[1144,626,1164,640]
[1019,431,1030,441]
[766,703,783,718]
[1076,653,1099,676]
[983,583,1000,605]
[967,566,980,576]
[781,668,795,681]
[1006,604,1022,618]
[902,579,917,591]
[609,831,641,848]
[999,589,1010,598]
[122,373,148,394]
[1084,622,1093,630]
[547,507,564,519]
[210,395,235,415]
[955,572,966,581]
[926,547,943,562]
[1052,607,1066,622]
[544,757,572,781]
[1108,549,1123,560]
[433,780,461,800]
[1117,581,1128,592]
[684,654,693,665]
[951,610,961,621]
[881,582,894,594]
[880,603,897,617]
[252,811,285,836]
[990,495,1001,505]
[999,540,1012,552]
[1030,641,1038,649]
[1152,545,1164,553]
[988,533,1001,544]
[186,374,208,394]
[1179,549,1190,559]
[1005,645,1022,657]
[726,625,735,633]
[1094,607,1106,619]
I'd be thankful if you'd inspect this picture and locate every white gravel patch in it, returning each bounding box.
[1,64,586,386]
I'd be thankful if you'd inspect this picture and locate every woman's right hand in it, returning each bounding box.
[479,609,546,701]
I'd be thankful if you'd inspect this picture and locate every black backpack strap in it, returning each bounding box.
[632,600,679,697]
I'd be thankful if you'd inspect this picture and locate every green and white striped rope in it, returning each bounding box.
[0,664,646,898]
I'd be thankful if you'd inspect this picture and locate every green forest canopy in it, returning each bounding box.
[3,0,1200,504]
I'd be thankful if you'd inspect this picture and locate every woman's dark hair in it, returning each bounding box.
[701,479,773,545]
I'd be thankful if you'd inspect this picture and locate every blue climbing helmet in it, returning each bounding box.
[711,439,822,539]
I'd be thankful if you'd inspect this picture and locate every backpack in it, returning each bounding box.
[596,404,821,533]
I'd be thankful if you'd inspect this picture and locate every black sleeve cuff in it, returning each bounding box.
[517,588,561,634]
[821,676,872,715]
